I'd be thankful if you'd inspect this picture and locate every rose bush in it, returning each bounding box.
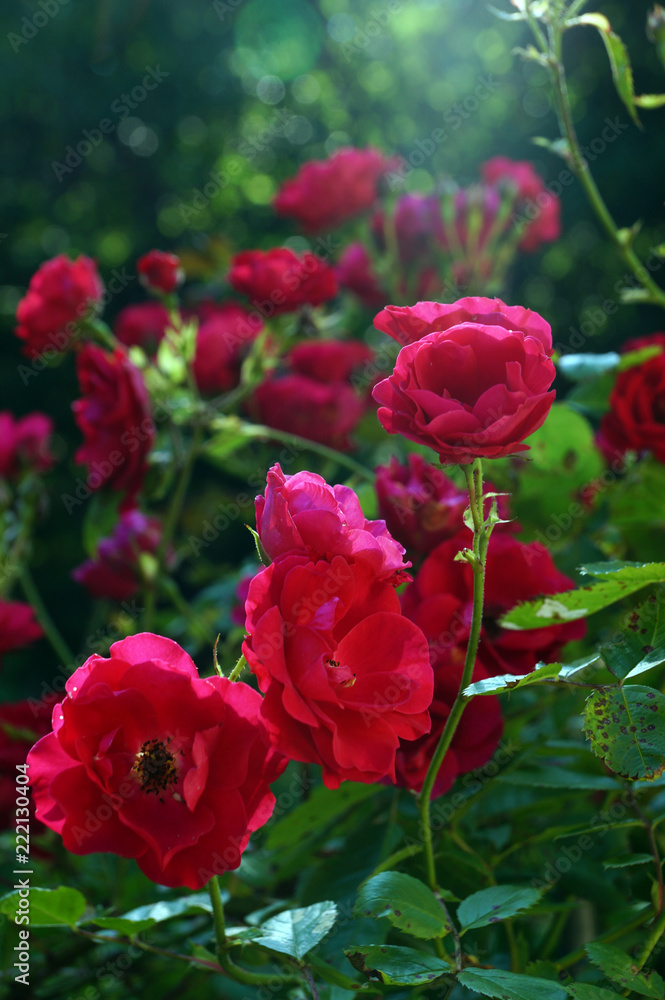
[229,248,338,315]
[27,633,285,889]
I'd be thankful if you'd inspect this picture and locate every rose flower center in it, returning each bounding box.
[132,738,178,796]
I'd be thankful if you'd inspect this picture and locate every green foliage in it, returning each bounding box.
[585,942,665,997]
[458,968,569,1000]
[583,684,665,780]
[0,886,86,927]
[354,872,449,941]
[457,884,542,931]
[345,944,449,985]
[252,901,338,959]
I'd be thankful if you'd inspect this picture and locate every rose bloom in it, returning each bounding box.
[402,529,585,676]
[229,248,338,316]
[243,554,433,788]
[72,510,163,602]
[137,250,184,294]
[375,454,518,556]
[335,243,387,308]
[0,411,54,479]
[599,333,665,463]
[193,303,264,396]
[27,633,286,889]
[255,463,408,580]
[15,254,104,358]
[114,302,171,353]
[394,193,445,264]
[0,601,43,665]
[481,157,561,253]
[0,696,56,833]
[249,339,374,451]
[73,345,155,499]
[394,655,503,798]
[372,297,556,464]
[274,147,399,233]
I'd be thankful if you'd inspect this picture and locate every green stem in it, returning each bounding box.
[545,24,665,309]
[159,577,216,646]
[207,876,303,987]
[143,425,202,631]
[557,908,654,970]
[228,654,247,682]
[636,907,665,970]
[242,424,375,483]
[18,566,73,667]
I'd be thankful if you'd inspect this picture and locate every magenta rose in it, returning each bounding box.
[335,243,387,308]
[193,303,263,396]
[27,633,286,889]
[243,555,433,788]
[72,510,163,601]
[229,248,338,316]
[0,601,43,666]
[15,255,104,358]
[481,157,561,253]
[255,463,409,580]
[73,345,155,500]
[0,412,54,479]
[274,147,399,233]
[372,298,556,463]
[137,250,184,294]
[114,302,171,352]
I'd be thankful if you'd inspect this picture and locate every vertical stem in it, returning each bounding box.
[208,875,227,953]
[18,566,74,667]
[417,458,492,969]
[636,907,665,970]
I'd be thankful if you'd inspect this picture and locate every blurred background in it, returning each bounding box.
[1,0,665,690]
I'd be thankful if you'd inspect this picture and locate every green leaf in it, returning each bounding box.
[602,853,654,870]
[253,901,337,959]
[265,782,377,850]
[308,954,365,990]
[600,591,665,682]
[345,944,449,985]
[617,345,664,370]
[586,942,665,998]
[354,872,448,940]
[557,352,619,381]
[572,14,640,126]
[0,886,86,928]
[458,968,568,1000]
[246,525,270,568]
[82,491,123,558]
[88,891,220,934]
[498,768,619,791]
[463,655,600,696]
[566,986,625,1000]
[457,885,542,931]
[583,685,665,780]
[501,563,665,629]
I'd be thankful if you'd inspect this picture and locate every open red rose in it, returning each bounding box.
[243,555,433,788]
[0,412,54,479]
[394,655,503,798]
[73,345,155,500]
[372,298,555,464]
[193,303,263,396]
[137,250,184,294]
[27,633,285,889]
[0,601,43,665]
[274,147,399,233]
[72,510,163,601]
[402,529,585,676]
[255,464,409,580]
[114,301,171,353]
[15,254,104,358]
[229,248,338,316]
[599,333,665,463]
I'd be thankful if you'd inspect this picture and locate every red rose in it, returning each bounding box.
[229,249,338,316]
[255,463,409,580]
[137,250,184,294]
[193,303,263,396]
[274,147,399,233]
[394,657,503,798]
[15,255,104,358]
[481,157,561,253]
[249,339,373,450]
[0,696,57,833]
[402,529,585,676]
[27,633,285,889]
[375,454,518,556]
[0,601,43,664]
[0,412,54,479]
[372,298,556,463]
[72,510,163,601]
[335,243,387,308]
[599,333,665,463]
[114,301,171,352]
[243,555,433,788]
[73,345,155,499]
